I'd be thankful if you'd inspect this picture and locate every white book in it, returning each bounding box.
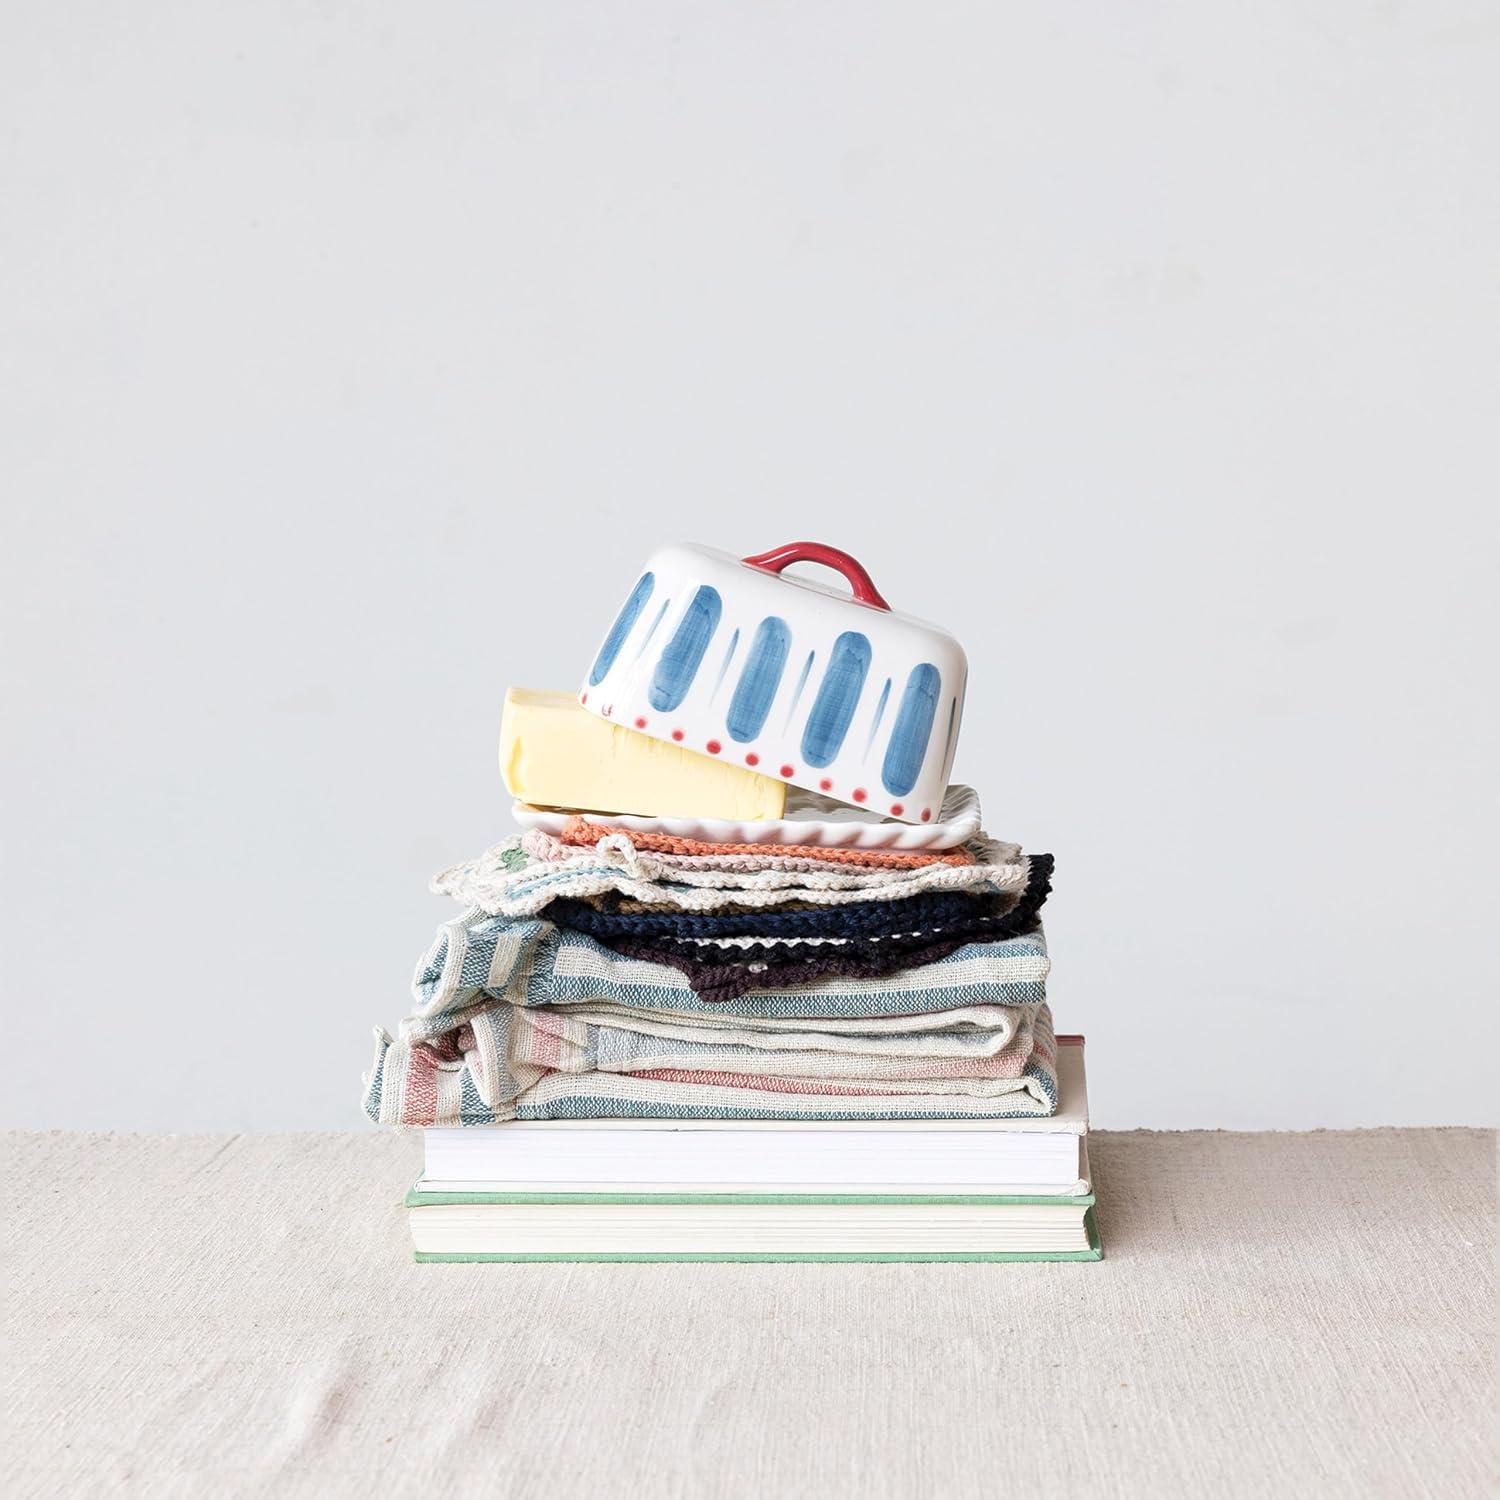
[417,1038,1091,1198]
[406,1196,1099,1261]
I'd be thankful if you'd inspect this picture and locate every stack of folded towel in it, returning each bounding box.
[366,824,1057,1125]
[362,540,1099,1262]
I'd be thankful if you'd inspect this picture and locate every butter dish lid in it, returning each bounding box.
[578,541,967,824]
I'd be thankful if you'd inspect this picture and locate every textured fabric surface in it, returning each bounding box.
[545,887,1009,939]
[555,815,978,867]
[426,835,1050,1005]
[364,1003,1056,1126]
[592,854,1053,1001]
[406,913,1050,1032]
[376,916,1055,1125]
[533,827,982,876]
[5,1129,1493,1498]
[606,932,974,1002]
[433,830,1030,913]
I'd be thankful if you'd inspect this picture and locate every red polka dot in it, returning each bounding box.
[852,788,867,803]
[579,692,588,704]
[818,778,833,792]
[601,705,612,717]
[671,729,684,742]
[706,740,722,755]
[890,803,904,817]
[779,764,795,779]
[634,716,647,729]
[745,753,759,766]
[921,808,932,822]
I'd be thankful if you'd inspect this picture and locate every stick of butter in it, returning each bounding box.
[499,688,786,821]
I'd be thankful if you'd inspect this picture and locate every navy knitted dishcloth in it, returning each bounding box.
[544,887,1004,942]
[592,854,1055,1002]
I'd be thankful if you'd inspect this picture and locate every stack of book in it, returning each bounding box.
[363,541,1100,1263]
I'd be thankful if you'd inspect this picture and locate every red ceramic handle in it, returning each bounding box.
[741,542,892,611]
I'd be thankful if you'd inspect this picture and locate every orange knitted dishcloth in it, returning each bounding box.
[556,816,976,869]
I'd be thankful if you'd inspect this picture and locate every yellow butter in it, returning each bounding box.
[499,688,786,821]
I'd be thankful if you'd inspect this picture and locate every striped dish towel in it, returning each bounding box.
[362,1002,1056,1126]
[405,912,1051,1035]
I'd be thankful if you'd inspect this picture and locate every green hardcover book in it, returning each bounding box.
[404,1187,1103,1263]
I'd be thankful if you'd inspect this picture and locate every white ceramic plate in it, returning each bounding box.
[511,783,982,851]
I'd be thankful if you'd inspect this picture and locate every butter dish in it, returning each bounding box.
[579,541,967,823]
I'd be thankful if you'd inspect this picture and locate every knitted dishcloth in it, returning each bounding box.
[607,936,969,1003]
[530,827,1016,879]
[606,896,837,915]
[597,855,1054,1002]
[556,816,976,869]
[543,889,1004,941]
[431,830,1028,916]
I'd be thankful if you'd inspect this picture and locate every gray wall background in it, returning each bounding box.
[3,2,1495,1130]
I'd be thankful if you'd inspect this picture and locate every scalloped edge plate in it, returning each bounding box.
[511,783,982,851]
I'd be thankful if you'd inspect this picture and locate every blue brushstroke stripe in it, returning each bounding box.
[864,677,892,758]
[801,631,871,767]
[783,651,816,731]
[589,572,654,686]
[881,664,941,796]
[711,628,742,702]
[726,617,790,742]
[632,598,671,662]
[648,587,722,712]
